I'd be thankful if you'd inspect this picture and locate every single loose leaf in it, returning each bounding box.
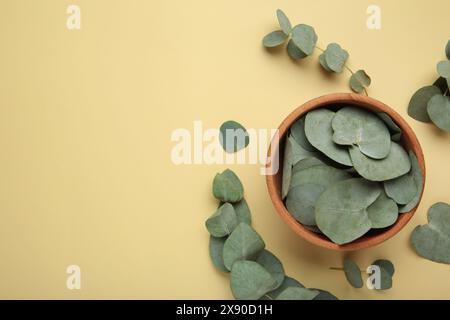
[286,183,326,226]
[291,24,318,56]
[209,236,228,272]
[323,43,349,73]
[411,202,450,264]
[372,259,395,277]
[290,117,315,151]
[349,143,411,181]
[332,106,391,159]
[230,260,278,300]
[367,190,398,229]
[350,70,371,93]
[287,39,307,60]
[408,85,441,122]
[384,173,417,205]
[256,250,285,289]
[213,169,244,203]
[427,94,450,132]
[370,259,394,290]
[219,120,249,153]
[315,178,380,244]
[437,60,450,79]
[262,30,288,48]
[276,287,319,300]
[261,276,304,300]
[223,223,265,270]
[399,151,423,213]
[206,203,238,237]
[343,258,363,288]
[305,109,352,166]
[276,9,291,35]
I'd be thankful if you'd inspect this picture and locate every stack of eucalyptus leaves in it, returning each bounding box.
[282,106,423,245]
[206,169,338,300]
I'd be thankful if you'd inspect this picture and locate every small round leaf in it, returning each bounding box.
[367,190,398,229]
[291,24,318,56]
[384,173,417,205]
[213,169,244,203]
[350,70,371,93]
[427,94,450,132]
[262,30,288,48]
[219,120,249,153]
[286,183,326,226]
[276,9,292,35]
[408,85,441,122]
[206,203,238,237]
[343,258,363,288]
[287,39,307,60]
[437,60,450,79]
[256,250,285,289]
[323,43,349,73]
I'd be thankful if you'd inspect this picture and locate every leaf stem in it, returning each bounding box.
[329,267,365,273]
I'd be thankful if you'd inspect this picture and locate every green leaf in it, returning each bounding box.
[286,183,326,226]
[256,250,285,289]
[287,39,307,60]
[367,190,398,229]
[276,9,292,35]
[433,76,449,94]
[399,151,423,213]
[332,106,391,159]
[223,223,265,270]
[290,164,351,191]
[303,224,323,234]
[281,135,293,200]
[350,70,371,93]
[231,199,252,225]
[377,112,401,134]
[319,53,332,72]
[370,259,393,290]
[315,178,381,245]
[292,157,325,174]
[372,259,395,277]
[446,40,450,60]
[262,30,288,48]
[219,120,249,153]
[206,203,238,237]
[209,236,228,272]
[291,24,318,56]
[349,142,411,182]
[290,117,315,151]
[275,287,319,300]
[288,135,319,164]
[312,289,339,300]
[391,132,402,142]
[343,258,363,288]
[213,169,244,203]
[427,94,450,132]
[437,60,450,79]
[305,109,352,166]
[322,43,349,73]
[261,276,304,300]
[411,202,450,264]
[408,85,441,122]
[384,173,417,205]
[230,260,278,300]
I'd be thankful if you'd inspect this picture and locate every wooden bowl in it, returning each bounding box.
[266,93,426,251]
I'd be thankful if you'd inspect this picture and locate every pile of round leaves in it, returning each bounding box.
[282,106,423,245]
[262,9,371,94]
[343,258,394,290]
[408,40,450,131]
[206,169,338,300]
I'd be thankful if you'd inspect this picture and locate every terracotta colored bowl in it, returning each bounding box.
[266,93,426,251]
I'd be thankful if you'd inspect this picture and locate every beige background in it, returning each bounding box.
[0,0,449,299]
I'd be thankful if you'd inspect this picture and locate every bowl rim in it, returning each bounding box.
[265,92,426,251]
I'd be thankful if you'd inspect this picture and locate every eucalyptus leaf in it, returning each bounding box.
[286,183,326,226]
[372,259,395,277]
[291,24,318,56]
[399,151,423,213]
[332,106,391,159]
[303,224,323,234]
[367,190,398,229]
[370,259,393,290]
[209,236,228,273]
[261,276,304,300]
[408,85,441,122]
[322,43,349,73]
[231,199,252,225]
[206,203,239,237]
[350,70,371,93]
[230,260,278,300]
[289,165,351,191]
[287,39,307,60]
[262,30,288,48]
[256,250,285,289]
[289,135,318,165]
[275,287,319,300]
[276,9,292,35]
[384,173,417,205]
[305,109,352,166]
[290,117,315,151]
[343,258,363,288]
[377,112,401,134]
[411,202,450,264]
[312,289,339,300]
[319,53,332,72]
[315,178,381,245]
[391,132,402,142]
[433,77,449,94]
[292,157,325,174]
[213,169,244,203]
[223,223,265,270]
[437,60,450,79]
[220,120,249,153]
[281,134,293,200]
[427,94,450,132]
[349,143,411,182]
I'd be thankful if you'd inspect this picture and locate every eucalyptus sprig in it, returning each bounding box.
[262,9,371,95]
[408,40,450,131]
[206,169,338,300]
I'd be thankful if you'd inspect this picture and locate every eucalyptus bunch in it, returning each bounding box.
[262,9,371,94]
[282,106,423,245]
[336,258,394,290]
[408,40,450,131]
[206,169,338,300]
